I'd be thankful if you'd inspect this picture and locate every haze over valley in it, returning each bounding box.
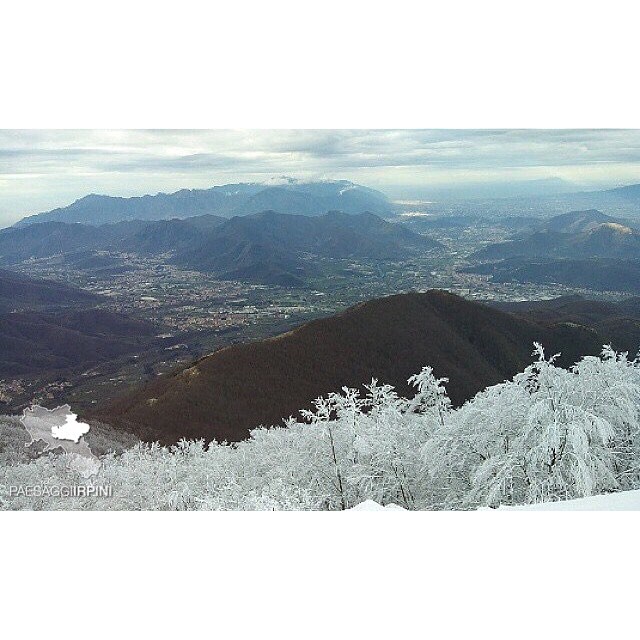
[3,173,640,418]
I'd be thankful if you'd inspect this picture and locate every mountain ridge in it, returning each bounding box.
[1,210,440,286]
[91,290,613,445]
[15,179,394,227]
[172,210,442,285]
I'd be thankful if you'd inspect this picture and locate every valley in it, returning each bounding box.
[3,179,640,433]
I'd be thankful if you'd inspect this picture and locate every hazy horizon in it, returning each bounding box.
[2,129,640,227]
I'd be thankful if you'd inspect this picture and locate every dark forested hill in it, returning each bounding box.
[0,220,149,265]
[0,268,99,312]
[0,270,162,380]
[464,258,640,294]
[489,295,640,355]
[93,290,609,445]
[0,308,158,376]
[0,222,105,264]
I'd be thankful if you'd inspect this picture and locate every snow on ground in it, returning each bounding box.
[500,489,640,511]
[349,500,406,511]
[353,491,640,511]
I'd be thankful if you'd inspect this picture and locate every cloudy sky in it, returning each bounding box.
[2,129,640,226]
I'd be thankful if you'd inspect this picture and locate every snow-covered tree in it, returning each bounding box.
[424,344,640,508]
[2,343,639,511]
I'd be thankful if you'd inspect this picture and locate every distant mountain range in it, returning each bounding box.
[580,183,640,211]
[504,182,640,212]
[0,210,440,287]
[92,290,614,445]
[528,183,640,214]
[471,210,640,261]
[15,179,394,226]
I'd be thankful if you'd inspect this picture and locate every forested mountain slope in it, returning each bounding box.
[0,268,98,312]
[94,290,608,444]
[0,308,158,376]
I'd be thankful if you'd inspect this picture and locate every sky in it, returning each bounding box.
[2,129,640,227]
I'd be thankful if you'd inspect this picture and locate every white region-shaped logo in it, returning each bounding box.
[51,412,90,443]
[21,404,100,478]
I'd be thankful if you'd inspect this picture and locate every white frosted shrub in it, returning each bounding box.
[1,345,639,510]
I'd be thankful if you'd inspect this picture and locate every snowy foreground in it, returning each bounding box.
[353,490,640,511]
[501,489,640,511]
[2,344,640,510]
[348,500,406,511]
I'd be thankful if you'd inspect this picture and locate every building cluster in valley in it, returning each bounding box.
[5,213,636,415]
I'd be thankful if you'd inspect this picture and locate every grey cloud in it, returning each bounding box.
[1,129,640,226]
